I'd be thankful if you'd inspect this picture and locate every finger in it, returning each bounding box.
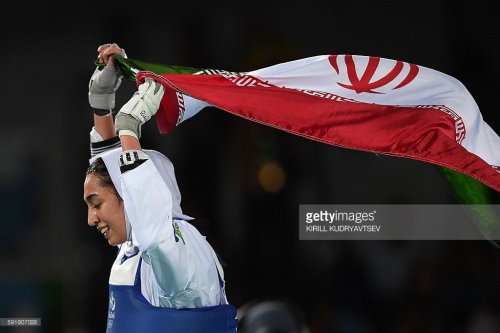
[98,52,106,64]
[97,44,110,63]
[97,43,112,53]
[97,43,124,64]
[107,56,116,67]
[104,45,124,57]
[103,46,124,66]
[100,52,109,64]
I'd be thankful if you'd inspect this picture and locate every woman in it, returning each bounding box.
[84,43,238,332]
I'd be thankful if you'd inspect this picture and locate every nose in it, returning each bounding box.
[88,208,99,227]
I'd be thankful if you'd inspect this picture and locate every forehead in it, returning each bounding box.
[84,173,100,190]
[83,173,111,200]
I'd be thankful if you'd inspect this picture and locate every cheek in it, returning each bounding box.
[109,201,125,224]
[109,201,126,234]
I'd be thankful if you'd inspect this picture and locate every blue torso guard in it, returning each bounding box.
[106,249,238,333]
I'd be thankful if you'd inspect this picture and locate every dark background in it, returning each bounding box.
[1,1,500,332]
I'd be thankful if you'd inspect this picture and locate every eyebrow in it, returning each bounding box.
[85,194,98,204]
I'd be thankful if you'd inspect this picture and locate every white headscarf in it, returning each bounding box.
[89,148,193,240]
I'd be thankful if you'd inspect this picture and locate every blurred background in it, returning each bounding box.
[1,0,499,332]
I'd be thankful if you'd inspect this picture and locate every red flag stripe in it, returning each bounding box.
[137,71,500,191]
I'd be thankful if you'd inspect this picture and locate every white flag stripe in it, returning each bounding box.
[249,55,499,168]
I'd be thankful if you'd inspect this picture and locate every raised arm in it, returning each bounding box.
[115,78,164,151]
[113,80,195,294]
[88,43,127,148]
[113,80,226,305]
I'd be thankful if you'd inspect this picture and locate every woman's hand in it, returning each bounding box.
[115,78,165,141]
[97,43,127,67]
[88,43,127,111]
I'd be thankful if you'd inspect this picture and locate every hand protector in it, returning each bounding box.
[88,65,122,111]
[115,78,165,139]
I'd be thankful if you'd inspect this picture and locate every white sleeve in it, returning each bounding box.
[120,160,190,294]
[89,126,121,157]
[90,126,104,143]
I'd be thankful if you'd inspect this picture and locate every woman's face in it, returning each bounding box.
[83,173,126,246]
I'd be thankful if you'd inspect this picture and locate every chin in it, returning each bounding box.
[107,238,120,246]
[108,237,125,247]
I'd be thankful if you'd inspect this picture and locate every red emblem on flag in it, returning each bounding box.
[329,55,419,94]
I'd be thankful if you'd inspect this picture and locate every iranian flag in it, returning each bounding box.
[107,54,500,243]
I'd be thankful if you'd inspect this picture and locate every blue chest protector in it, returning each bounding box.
[106,256,238,333]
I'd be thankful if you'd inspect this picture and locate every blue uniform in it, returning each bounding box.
[106,253,237,332]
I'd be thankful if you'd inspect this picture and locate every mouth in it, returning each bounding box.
[98,226,110,239]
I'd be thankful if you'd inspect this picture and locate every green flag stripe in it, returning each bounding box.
[95,54,202,81]
[439,167,500,248]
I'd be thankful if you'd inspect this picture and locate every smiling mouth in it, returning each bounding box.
[99,226,110,238]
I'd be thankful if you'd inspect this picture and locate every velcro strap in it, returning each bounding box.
[89,93,115,110]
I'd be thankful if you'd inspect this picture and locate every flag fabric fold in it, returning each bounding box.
[133,55,500,191]
[108,54,500,246]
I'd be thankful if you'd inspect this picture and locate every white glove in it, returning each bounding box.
[115,78,165,139]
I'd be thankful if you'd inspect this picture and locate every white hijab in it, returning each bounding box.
[89,148,193,240]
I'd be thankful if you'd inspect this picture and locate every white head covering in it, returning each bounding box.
[89,147,193,239]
